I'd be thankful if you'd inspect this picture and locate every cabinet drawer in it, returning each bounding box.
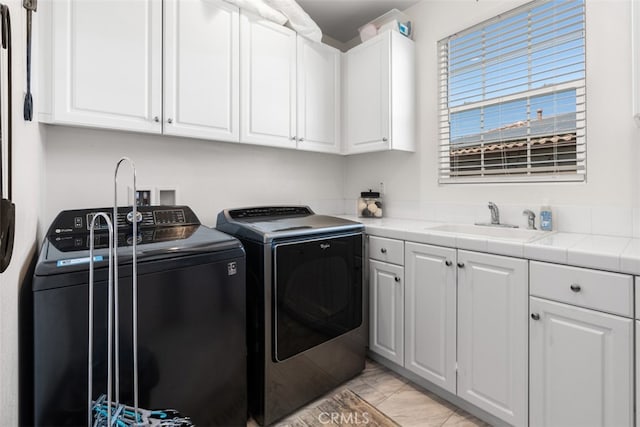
[530,261,633,317]
[369,236,404,265]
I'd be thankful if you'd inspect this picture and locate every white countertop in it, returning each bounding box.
[343,216,640,276]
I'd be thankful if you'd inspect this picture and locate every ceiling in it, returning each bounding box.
[296,0,421,43]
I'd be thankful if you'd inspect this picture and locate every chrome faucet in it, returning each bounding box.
[488,202,500,225]
[475,202,518,228]
[523,209,536,230]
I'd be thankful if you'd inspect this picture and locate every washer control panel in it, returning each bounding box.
[48,206,200,237]
[153,209,186,225]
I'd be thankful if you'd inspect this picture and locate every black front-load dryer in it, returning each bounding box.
[29,206,246,427]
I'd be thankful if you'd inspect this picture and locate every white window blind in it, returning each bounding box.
[438,0,586,184]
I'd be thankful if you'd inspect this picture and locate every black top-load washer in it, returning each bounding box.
[29,205,247,426]
[216,206,365,426]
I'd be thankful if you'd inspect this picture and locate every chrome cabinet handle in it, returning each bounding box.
[445,260,452,267]
[380,248,387,254]
[382,137,388,142]
[531,313,540,320]
[291,136,297,140]
[457,262,465,268]
[153,116,160,122]
[394,276,400,282]
[298,138,304,142]
[570,284,581,292]
[167,118,173,124]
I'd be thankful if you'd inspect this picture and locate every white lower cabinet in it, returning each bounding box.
[404,242,457,394]
[371,237,528,426]
[530,297,633,427]
[637,320,639,427]
[457,250,528,427]
[636,276,640,427]
[369,259,404,365]
[370,235,639,427]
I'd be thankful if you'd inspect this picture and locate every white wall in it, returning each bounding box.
[0,1,44,424]
[42,126,347,230]
[345,0,640,234]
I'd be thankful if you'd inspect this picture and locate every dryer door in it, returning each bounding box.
[272,233,363,362]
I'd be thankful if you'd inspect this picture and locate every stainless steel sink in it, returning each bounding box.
[426,223,550,242]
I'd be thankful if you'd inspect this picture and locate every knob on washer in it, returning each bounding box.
[127,211,143,224]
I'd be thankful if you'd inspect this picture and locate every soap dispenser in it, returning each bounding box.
[540,200,553,231]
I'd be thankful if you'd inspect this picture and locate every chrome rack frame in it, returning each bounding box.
[87,157,139,427]
[86,158,192,427]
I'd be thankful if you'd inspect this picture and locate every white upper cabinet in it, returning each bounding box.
[296,38,341,153]
[240,12,297,149]
[40,0,162,133]
[40,2,413,155]
[163,0,240,141]
[41,0,239,140]
[344,30,415,154]
[345,33,389,152]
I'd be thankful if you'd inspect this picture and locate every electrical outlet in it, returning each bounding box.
[136,190,152,206]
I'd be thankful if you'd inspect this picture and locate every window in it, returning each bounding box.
[438,0,586,183]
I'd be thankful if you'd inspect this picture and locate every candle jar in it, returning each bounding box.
[357,190,383,218]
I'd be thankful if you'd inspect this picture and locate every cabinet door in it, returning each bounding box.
[636,321,639,427]
[296,38,341,153]
[240,12,297,148]
[344,32,390,153]
[530,297,633,427]
[404,243,457,394]
[457,251,528,426]
[50,0,162,132]
[163,0,239,141]
[369,259,403,365]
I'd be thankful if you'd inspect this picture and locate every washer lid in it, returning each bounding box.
[35,225,242,277]
[35,206,243,277]
[216,206,363,243]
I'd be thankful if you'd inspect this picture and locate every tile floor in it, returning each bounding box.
[248,358,491,427]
